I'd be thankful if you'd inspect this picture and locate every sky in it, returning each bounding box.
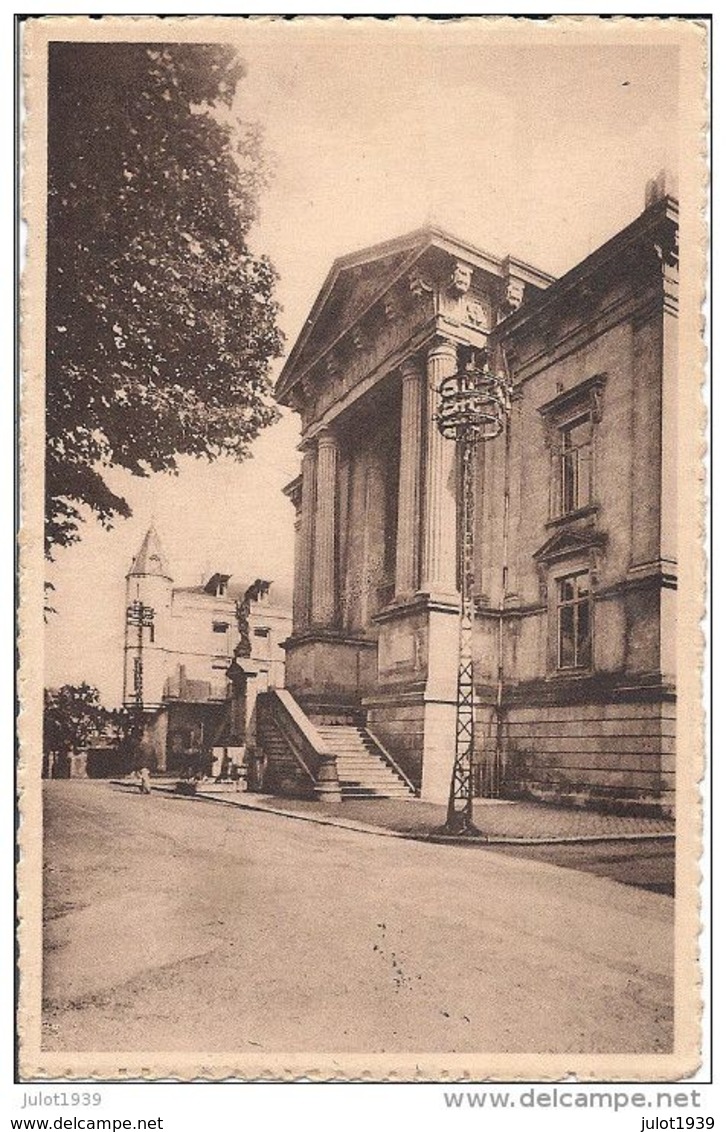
[43,20,680,706]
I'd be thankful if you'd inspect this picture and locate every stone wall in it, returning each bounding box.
[502,699,675,815]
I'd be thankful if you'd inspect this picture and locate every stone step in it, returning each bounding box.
[333,755,407,773]
[261,711,413,800]
[339,765,408,778]
[329,752,392,762]
[321,744,377,750]
[338,777,409,786]
[339,785,409,797]
[336,766,407,783]
[341,789,411,799]
[316,724,413,798]
[337,783,405,792]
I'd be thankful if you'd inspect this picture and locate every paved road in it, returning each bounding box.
[43,781,674,1056]
[487,840,675,895]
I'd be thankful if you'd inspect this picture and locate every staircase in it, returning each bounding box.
[316,725,414,799]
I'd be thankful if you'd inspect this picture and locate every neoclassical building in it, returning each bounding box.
[265,180,678,813]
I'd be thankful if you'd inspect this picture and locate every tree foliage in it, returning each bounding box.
[43,683,108,757]
[46,43,283,556]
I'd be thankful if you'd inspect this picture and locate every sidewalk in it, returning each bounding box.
[117,777,675,845]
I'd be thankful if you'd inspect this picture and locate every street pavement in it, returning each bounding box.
[177,787,676,893]
[43,781,674,1056]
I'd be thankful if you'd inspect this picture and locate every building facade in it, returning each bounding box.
[123,526,291,772]
[273,183,678,814]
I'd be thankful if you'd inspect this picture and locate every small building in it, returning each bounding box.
[265,178,678,814]
[123,526,291,772]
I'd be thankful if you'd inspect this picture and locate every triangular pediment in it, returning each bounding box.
[276,225,554,409]
[276,231,431,401]
[533,526,607,564]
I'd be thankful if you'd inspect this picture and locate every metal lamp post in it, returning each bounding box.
[125,599,155,750]
[436,348,512,835]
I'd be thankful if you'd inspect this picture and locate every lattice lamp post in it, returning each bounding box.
[126,599,155,749]
[436,348,513,835]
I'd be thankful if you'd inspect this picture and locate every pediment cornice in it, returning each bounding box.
[276,226,553,407]
[533,526,607,565]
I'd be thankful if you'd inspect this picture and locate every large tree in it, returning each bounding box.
[46,42,283,556]
[43,683,107,758]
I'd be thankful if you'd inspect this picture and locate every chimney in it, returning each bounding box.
[645,168,678,209]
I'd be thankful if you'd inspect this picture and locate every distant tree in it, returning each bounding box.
[46,43,283,556]
[43,683,107,764]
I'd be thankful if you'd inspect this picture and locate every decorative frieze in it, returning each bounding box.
[465,299,487,328]
[505,277,525,313]
[450,260,473,296]
[383,294,398,322]
[654,225,679,286]
[409,271,434,299]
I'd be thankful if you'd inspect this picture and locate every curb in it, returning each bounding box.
[110,781,676,848]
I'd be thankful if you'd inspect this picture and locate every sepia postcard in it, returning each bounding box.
[18,14,709,1081]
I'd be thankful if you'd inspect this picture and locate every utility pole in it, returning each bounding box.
[436,348,512,835]
[126,599,155,750]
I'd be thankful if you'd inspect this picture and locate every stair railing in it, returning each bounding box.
[364,728,418,795]
[261,689,342,803]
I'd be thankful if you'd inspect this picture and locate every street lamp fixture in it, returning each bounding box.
[436,347,513,835]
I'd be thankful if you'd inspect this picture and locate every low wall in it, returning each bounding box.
[501,699,676,815]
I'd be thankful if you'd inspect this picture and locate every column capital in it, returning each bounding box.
[284,474,303,513]
[427,335,459,364]
[399,354,424,383]
[316,427,339,451]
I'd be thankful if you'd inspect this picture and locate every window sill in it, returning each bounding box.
[547,667,593,682]
[546,503,599,529]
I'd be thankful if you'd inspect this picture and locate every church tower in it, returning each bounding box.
[123,525,173,718]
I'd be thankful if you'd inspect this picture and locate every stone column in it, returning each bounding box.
[395,355,424,598]
[420,336,459,597]
[297,442,316,632]
[291,507,303,633]
[311,429,339,627]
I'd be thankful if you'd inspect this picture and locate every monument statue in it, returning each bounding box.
[233,579,270,660]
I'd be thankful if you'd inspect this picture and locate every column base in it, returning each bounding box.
[416,588,460,609]
[283,632,377,703]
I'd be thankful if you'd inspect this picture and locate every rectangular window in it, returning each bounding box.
[558,414,592,515]
[212,622,229,634]
[254,626,270,659]
[557,572,591,670]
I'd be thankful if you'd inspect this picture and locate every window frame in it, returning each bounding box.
[538,374,605,524]
[557,411,593,517]
[555,569,592,671]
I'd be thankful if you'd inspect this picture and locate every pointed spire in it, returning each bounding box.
[127,525,172,580]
